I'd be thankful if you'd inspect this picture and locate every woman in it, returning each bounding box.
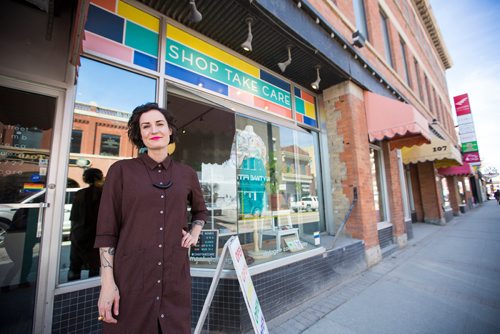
[95,103,207,333]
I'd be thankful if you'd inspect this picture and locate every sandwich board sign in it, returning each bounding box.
[194,236,268,334]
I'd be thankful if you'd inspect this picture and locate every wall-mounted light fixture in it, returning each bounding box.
[241,17,254,52]
[278,46,292,72]
[311,65,321,90]
[188,0,202,23]
[352,30,366,48]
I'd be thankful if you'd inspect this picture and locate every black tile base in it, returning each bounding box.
[52,241,366,333]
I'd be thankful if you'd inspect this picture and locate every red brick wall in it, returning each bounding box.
[323,83,379,249]
[409,164,423,222]
[306,0,458,146]
[382,143,405,236]
[417,162,443,223]
[446,175,460,215]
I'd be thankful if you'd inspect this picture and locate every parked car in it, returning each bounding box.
[291,196,319,212]
[0,188,79,246]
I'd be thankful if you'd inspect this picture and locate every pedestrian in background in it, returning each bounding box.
[94,103,207,334]
[494,189,500,205]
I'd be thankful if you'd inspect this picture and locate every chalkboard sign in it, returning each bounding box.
[189,230,219,261]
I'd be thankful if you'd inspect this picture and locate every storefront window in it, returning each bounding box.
[58,58,156,284]
[70,130,82,153]
[458,180,465,204]
[441,178,451,209]
[370,145,389,222]
[165,91,323,266]
[99,134,121,156]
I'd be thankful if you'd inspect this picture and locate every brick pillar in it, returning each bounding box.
[382,143,407,248]
[409,164,424,222]
[417,162,445,225]
[323,81,381,266]
[446,176,460,216]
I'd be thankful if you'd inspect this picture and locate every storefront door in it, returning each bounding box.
[0,84,60,333]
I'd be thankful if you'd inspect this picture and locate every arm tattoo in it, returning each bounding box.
[100,248,115,269]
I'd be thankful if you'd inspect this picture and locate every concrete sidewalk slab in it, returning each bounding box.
[267,201,500,334]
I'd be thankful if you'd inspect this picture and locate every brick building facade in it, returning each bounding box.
[0,0,477,332]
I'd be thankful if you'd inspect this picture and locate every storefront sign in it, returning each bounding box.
[167,40,291,109]
[453,93,471,116]
[456,114,473,125]
[463,152,480,163]
[461,141,478,153]
[194,236,268,334]
[166,24,300,122]
[459,132,476,143]
[228,237,269,334]
[454,93,480,166]
[189,230,219,261]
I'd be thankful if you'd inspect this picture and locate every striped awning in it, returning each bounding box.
[401,137,462,168]
[364,91,431,150]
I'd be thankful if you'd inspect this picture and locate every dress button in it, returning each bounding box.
[157,279,161,283]
[158,170,161,173]
[159,244,162,248]
[160,210,164,214]
[158,261,162,265]
[161,195,164,199]
[156,296,160,300]
[161,314,164,318]
[160,227,163,231]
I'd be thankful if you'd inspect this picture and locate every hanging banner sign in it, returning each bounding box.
[461,141,478,153]
[453,93,471,116]
[456,114,473,126]
[463,151,480,163]
[454,93,480,165]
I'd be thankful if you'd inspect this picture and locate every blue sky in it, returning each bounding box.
[430,0,500,173]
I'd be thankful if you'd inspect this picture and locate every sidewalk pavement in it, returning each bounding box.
[266,200,500,334]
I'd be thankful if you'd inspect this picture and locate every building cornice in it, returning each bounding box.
[412,0,453,69]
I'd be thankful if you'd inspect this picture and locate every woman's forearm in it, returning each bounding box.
[99,247,116,285]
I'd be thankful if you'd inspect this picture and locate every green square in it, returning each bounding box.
[462,141,478,152]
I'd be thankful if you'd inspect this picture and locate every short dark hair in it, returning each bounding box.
[127,102,178,149]
[83,168,103,185]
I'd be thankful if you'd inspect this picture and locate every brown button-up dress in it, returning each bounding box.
[95,154,207,334]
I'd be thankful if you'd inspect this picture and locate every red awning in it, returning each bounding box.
[364,91,432,150]
[438,164,473,177]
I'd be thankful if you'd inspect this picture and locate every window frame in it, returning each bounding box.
[380,9,393,68]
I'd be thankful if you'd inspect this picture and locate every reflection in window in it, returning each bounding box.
[370,145,388,222]
[100,134,120,156]
[70,130,82,153]
[236,116,322,255]
[170,94,237,235]
[59,58,156,284]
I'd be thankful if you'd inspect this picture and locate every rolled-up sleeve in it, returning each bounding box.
[94,162,123,248]
[188,168,208,223]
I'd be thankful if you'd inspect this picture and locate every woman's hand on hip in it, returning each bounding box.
[181,229,199,248]
[98,282,120,323]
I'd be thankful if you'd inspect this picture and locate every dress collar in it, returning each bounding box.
[139,153,172,170]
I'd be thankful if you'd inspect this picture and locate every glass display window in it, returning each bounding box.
[441,177,451,209]
[57,57,156,284]
[370,144,389,223]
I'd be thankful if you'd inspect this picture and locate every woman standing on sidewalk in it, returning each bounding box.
[494,189,500,205]
[94,103,207,334]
